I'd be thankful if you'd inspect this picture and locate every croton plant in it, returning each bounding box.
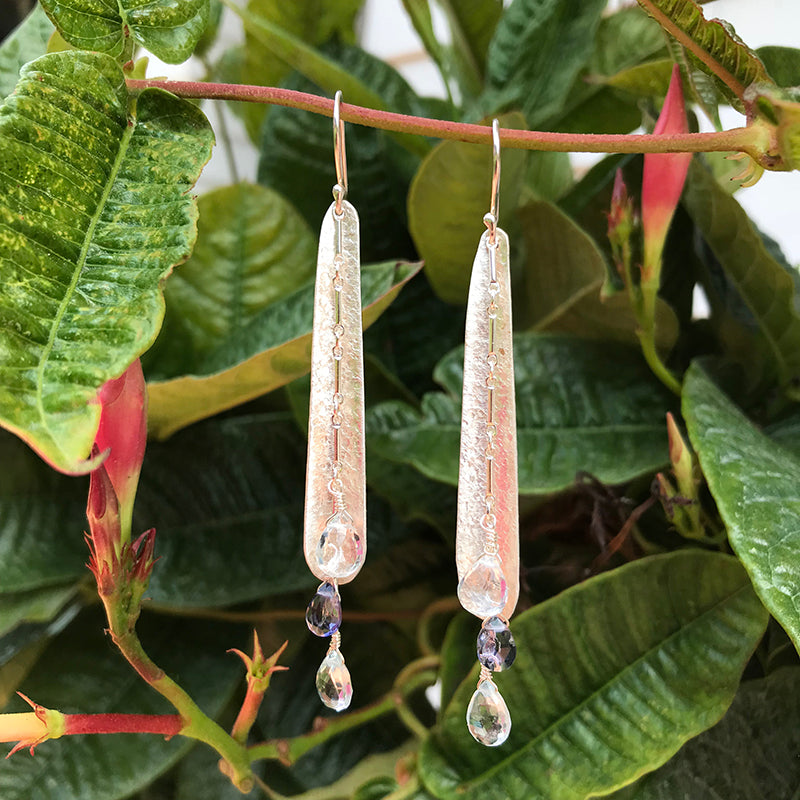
[0,0,798,798]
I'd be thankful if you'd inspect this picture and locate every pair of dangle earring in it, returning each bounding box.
[303,92,366,712]
[456,120,519,747]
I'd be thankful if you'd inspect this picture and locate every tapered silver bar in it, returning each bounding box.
[456,228,519,620]
[304,200,366,584]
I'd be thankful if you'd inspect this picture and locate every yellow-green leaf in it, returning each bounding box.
[147,261,422,439]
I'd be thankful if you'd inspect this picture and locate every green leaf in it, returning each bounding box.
[682,160,800,391]
[758,45,800,88]
[257,44,426,261]
[145,182,317,378]
[370,333,674,494]
[363,272,465,398]
[419,551,768,800]
[137,413,409,607]
[482,0,606,126]
[606,58,675,97]
[0,428,87,593]
[0,583,77,639]
[248,0,363,44]
[407,112,527,304]
[40,0,209,64]
[146,261,421,440]
[635,0,771,110]
[435,0,503,97]
[548,6,666,133]
[0,611,241,799]
[440,0,501,78]
[0,5,53,100]
[518,201,678,348]
[606,667,800,799]
[220,0,364,142]
[232,3,425,159]
[0,51,213,473]
[683,363,800,653]
[366,403,457,534]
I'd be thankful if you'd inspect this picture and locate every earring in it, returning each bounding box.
[303,91,366,712]
[456,120,519,747]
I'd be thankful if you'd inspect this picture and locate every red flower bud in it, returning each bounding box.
[641,65,692,281]
[94,359,147,537]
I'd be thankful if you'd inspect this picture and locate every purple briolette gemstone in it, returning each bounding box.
[305,581,342,637]
[477,615,516,671]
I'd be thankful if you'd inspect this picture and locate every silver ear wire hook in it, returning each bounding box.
[483,119,501,246]
[333,91,348,216]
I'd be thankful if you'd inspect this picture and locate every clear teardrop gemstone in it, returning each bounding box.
[305,581,342,637]
[466,679,511,746]
[477,616,517,671]
[457,553,508,617]
[316,510,364,579]
[315,649,353,712]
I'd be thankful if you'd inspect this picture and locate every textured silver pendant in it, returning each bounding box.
[456,226,519,622]
[303,199,366,586]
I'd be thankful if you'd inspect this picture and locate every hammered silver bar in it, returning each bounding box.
[456,228,519,619]
[304,200,366,584]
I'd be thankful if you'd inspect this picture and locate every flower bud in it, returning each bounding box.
[641,65,692,283]
[94,359,147,539]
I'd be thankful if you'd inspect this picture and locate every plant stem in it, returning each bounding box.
[108,620,253,791]
[417,596,461,656]
[248,658,439,765]
[64,713,182,736]
[125,78,764,157]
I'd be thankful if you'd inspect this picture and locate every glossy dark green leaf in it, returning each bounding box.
[437,613,476,713]
[40,0,209,63]
[137,413,408,607]
[606,668,800,799]
[0,428,87,593]
[420,551,768,800]
[482,0,606,126]
[683,161,800,391]
[0,611,242,798]
[370,333,674,494]
[758,45,800,88]
[0,51,213,473]
[683,363,800,652]
[0,583,77,639]
[0,6,53,99]
[147,261,421,439]
[366,403,457,535]
[146,182,317,379]
[363,272,464,398]
[635,0,771,111]
[407,112,527,304]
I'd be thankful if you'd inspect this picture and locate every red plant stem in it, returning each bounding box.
[125,79,759,156]
[64,714,183,737]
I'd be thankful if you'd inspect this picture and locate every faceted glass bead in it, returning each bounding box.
[477,616,517,671]
[316,649,353,712]
[466,679,511,747]
[305,581,342,637]
[457,553,508,617]
[316,510,364,579]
